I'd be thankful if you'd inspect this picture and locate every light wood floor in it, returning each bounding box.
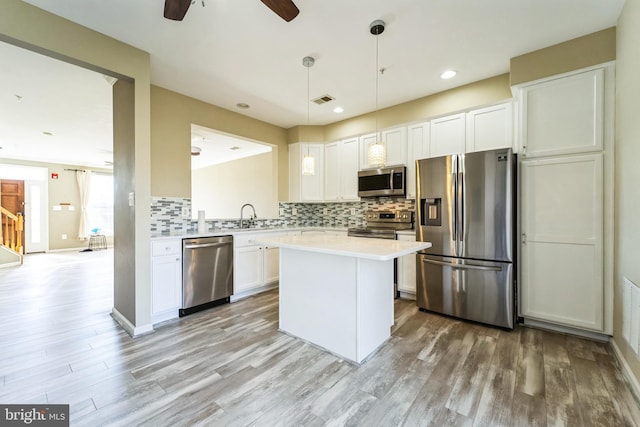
[0,250,639,426]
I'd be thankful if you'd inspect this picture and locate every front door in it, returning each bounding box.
[0,179,25,252]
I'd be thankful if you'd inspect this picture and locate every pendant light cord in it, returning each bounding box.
[375,30,379,140]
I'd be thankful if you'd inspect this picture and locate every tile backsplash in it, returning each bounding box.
[151,196,415,233]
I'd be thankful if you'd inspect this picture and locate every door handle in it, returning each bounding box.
[389,169,395,191]
[422,258,502,272]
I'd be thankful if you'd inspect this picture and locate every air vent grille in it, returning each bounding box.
[312,94,335,105]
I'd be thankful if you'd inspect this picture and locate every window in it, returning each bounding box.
[87,173,114,236]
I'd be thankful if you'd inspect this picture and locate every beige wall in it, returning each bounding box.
[510,27,616,86]
[192,152,277,218]
[321,74,512,142]
[615,2,640,385]
[287,125,326,143]
[1,0,152,331]
[150,86,289,201]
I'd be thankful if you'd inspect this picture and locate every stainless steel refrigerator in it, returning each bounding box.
[416,148,515,329]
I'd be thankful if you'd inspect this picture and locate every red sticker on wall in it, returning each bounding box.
[51,173,58,180]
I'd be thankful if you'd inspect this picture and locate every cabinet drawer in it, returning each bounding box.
[152,240,181,257]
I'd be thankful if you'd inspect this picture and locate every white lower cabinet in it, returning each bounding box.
[151,239,182,324]
[234,245,264,293]
[233,231,287,299]
[396,234,417,297]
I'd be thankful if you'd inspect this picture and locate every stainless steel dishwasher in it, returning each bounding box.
[180,235,233,317]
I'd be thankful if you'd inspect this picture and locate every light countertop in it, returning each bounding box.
[254,234,431,261]
[150,226,349,241]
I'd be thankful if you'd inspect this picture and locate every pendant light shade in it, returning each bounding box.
[301,56,315,176]
[368,20,386,168]
[301,155,315,176]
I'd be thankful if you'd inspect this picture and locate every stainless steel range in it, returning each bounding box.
[348,210,414,298]
[348,210,414,239]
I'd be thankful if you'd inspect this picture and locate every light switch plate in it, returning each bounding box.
[181,206,190,219]
[279,208,285,217]
[128,192,135,207]
[292,207,298,216]
[323,208,328,215]
[350,208,356,215]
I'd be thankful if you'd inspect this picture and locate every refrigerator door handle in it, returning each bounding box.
[422,258,502,272]
[457,156,465,242]
[451,157,458,244]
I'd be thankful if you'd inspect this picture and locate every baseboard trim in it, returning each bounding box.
[230,283,278,302]
[111,307,154,337]
[610,339,640,403]
[522,318,610,342]
[0,261,21,269]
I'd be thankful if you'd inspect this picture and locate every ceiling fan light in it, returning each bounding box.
[368,143,385,167]
[302,154,315,176]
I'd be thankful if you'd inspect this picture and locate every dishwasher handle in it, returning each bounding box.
[422,258,502,272]
[184,241,232,250]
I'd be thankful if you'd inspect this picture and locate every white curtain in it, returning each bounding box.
[76,170,91,240]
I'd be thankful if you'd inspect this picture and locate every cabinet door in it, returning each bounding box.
[520,153,604,331]
[382,127,407,166]
[340,137,360,200]
[234,246,264,293]
[520,68,604,158]
[300,144,325,201]
[396,235,417,295]
[151,255,182,315]
[359,132,380,169]
[406,122,430,199]
[263,246,280,285]
[324,142,340,201]
[466,102,513,152]
[430,113,465,157]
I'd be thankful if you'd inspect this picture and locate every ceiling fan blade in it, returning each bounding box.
[260,0,299,22]
[164,0,192,21]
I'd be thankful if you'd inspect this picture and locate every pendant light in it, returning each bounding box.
[301,56,315,176]
[368,19,386,168]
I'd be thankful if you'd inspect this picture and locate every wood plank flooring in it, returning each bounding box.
[1,250,639,426]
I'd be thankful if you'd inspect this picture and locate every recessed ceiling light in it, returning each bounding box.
[42,131,53,136]
[236,103,250,109]
[333,106,344,113]
[440,70,457,79]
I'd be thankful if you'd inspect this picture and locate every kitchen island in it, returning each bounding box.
[255,234,431,364]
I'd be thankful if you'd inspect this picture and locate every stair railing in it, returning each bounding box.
[1,206,23,254]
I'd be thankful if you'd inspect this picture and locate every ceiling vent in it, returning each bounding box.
[312,94,335,105]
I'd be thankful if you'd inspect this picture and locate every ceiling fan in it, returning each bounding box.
[164,0,299,22]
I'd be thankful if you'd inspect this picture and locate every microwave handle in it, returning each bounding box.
[390,168,396,191]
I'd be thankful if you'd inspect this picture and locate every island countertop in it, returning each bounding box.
[255,234,432,261]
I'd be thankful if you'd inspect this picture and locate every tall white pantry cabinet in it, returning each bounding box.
[515,64,615,335]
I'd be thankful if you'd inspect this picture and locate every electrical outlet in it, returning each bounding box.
[350,208,356,215]
[292,207,298,216]
[279,208,285,217]
[323,208,328,215]
[61,234,67,240]
[181,206,190,219]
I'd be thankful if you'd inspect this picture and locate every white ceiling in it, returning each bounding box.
[190,124,272,169]
[0,0,626,168]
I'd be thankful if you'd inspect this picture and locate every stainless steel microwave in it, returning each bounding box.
[358,166,406,198]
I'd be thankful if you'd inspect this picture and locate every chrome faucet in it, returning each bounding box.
[240,203,257,229]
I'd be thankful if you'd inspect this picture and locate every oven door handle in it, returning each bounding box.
[422,258,502,272]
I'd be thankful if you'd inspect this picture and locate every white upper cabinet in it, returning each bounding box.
[518,68,604,158]
[324,142,340,201]
[289,143,324,202]
[406,122,430,199]
[359,132,380,170]
[466,102,513,152]
[340,137,360,200]
[359,127,408,170]
[430,112,466,157]
[325,137,359,201]
[382,127,407,166]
